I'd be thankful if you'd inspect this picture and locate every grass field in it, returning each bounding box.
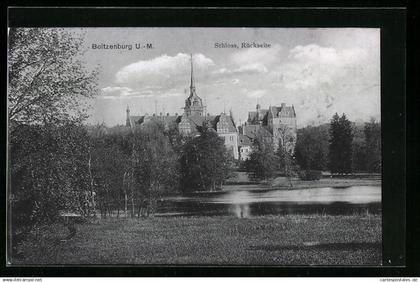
[14,214,382,265]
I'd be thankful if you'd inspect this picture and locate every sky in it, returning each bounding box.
[78,28,380,128]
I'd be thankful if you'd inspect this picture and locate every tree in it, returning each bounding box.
[88,125,132,218]
[364,119,381,172]
[180,126,234,192]
[351,124,367,172]
[245,130,279,181]
[8,28,98,128]
[8,28,98,258]
[132,122,180,216]
[276,142,296,177]
[328,113,353,174]
[295,125,329,171]
[10,123,91,255]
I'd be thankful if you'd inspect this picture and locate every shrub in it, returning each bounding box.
[298,170,322,181]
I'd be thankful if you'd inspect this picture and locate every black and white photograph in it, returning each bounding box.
[7,27,383,265]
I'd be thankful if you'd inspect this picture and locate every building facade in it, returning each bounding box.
[240,103,297,156]
[125,54,297,161]
[126,54,239,159]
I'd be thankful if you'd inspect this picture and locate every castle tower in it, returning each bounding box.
[184,54,204,116]
[256,103,262,125]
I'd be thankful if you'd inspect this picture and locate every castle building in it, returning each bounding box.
[126,54,239,159]
[125,54,297,161]
[240,103,297,157]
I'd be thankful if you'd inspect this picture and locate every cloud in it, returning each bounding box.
[246,89,267,98]
[230,44,283,67]
[96,41,378,127]
[278,44,369,91]
[233,63,268,74]
[161,92,183,97]
[289,44,367,66]
[102,86,139,97]
[115,53,214,87]
[101,53,214,99]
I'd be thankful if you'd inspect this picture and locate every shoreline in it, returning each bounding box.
[220,177,381,192]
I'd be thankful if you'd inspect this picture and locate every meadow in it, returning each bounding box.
[14,214,382,265]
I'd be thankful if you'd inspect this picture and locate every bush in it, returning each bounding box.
[298,170,322,181]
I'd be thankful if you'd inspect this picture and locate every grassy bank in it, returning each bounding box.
[224,171,381,191]
[221,177,381,192]
[272,177,381,189]
[14,214,381,265]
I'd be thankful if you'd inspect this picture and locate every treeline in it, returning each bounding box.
[87,122,234,219]
[295,115,381,173]
[8,28,237,257]
[10,121,235,250]
[243,114,381,185]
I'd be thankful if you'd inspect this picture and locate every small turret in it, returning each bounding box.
[126,105,131,127]
[256,104,262,124]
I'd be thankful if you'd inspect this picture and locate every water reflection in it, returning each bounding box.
[157,185,381,217]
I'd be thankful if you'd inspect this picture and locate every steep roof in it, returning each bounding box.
[248,110,268,124]
[213,113,237,132]
[242,124,272,140]
[129,116,144,125]
[130,114,181,129]
[269,105,296,118]
[130,113,237,134]
[238,134,252,147]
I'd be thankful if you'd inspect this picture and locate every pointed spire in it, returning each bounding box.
[190,53,195,94]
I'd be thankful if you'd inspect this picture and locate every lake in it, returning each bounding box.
[157,185,381,217]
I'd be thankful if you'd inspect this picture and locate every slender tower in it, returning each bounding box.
[190,53,195,95]
[184,54,204,116]
[126,105,131,127]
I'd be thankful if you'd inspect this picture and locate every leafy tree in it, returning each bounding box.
[364,119,381,172]
[10,123,91,257]
[295,125,329,170]
[328,113,353,174]
[275,140,299,187]
[8,28,98,257]
[89,125,132,218]
[245,130,279,181]
[351,124,367,172]
[8,28,98,127]
[180,126,234,192]
[132,122,180,215]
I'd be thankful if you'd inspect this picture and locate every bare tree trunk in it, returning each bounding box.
[87,149,95,218]
[131,194,135,218]
[123,171,128,218]
[124,192,128,218]
[130,143,136,218]
[137,199,142,218]
[116,196,120,218]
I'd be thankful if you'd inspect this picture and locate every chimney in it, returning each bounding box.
[281,103,286,108]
